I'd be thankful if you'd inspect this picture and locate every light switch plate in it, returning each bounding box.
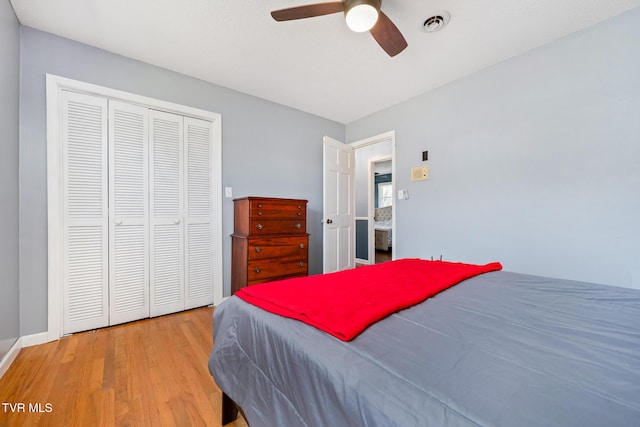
[225,187,233,198]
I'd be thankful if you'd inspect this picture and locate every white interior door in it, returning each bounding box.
[62,91,109,334]
[323,136,355,273]
[108,100,150,325]
[149,110,185,316]
[184,117,216,309]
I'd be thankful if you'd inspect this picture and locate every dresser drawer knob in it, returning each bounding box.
[295,223,302,229]
[254,247,262,253]
[256,224,264,230]
[254,267,261,274]
[297,205,302,209]
[298,262,304,267]
[299,243,305,249]
[297,212,301,216]
[257,203,262,208]
[258,211,263,216]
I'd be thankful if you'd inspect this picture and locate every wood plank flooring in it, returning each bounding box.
[0,307,248,427]
[375,249,392,264]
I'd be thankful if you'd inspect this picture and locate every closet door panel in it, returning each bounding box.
[149,110,185,316]
[62,91,109,334]
[108,101,150,325]
[184,117,216,309]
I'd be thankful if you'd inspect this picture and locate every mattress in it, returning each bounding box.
[209,270,640,426]
[374,219,392,231]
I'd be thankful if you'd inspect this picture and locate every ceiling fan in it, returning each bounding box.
[271,0,408,57]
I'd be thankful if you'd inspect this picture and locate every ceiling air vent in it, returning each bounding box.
[422,11,450,33]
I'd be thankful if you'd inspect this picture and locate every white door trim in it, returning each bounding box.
[46,74,223,341]
[350,131,396,264]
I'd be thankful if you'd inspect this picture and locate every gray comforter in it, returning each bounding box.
[209,270,640,426]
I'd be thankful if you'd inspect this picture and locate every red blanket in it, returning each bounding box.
[235,259,502,341]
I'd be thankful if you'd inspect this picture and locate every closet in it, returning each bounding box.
[60,89,218,334]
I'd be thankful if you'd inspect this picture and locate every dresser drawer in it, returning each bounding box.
[249,219,306,235]
[247,258,308,282]
[248,236,308,260]
[248,272,306,286]
[250,200,306,219]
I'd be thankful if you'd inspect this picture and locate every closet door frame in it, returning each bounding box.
[46,74,223,341]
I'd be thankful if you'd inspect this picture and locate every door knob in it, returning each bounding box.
[326,219,333,224]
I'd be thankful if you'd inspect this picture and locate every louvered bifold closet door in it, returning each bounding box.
[108,101,150,325]
[149,110,185,316]
[184,117,216,309]
[62,91,110,334]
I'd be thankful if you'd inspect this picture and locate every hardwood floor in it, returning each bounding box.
[356,250,393,268]
[375,249,392,264]
[0,307,248,427]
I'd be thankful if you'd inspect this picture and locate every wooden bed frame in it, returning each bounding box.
[222,393,239,425]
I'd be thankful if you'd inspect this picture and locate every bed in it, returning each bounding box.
[209,260,640,426]
[374,206,392,251]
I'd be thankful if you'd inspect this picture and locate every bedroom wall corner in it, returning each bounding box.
[0,0,21,363]
[345,7,640,288]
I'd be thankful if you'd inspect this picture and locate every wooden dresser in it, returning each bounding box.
[231,197,309,294]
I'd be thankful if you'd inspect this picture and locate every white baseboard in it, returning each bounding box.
[0,332,52,380]
[0,337,22,380]
[21,332,50,348]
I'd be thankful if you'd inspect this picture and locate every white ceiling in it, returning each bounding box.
[11,0,640,124]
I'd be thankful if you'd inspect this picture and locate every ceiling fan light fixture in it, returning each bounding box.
[345,0,380,32]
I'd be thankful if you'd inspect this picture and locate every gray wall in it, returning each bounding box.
[19,27,344,336]
[347,8,640,288]
[0,0,20,359]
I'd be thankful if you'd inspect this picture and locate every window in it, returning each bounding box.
[378,182,393,208]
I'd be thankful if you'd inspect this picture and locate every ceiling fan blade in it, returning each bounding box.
[271,2,345,22]
[369,11,408,57]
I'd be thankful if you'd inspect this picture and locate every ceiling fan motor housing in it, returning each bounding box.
[344,0,382,18]
[345,0,382,12]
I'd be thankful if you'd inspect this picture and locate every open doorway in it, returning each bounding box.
[370,158,393,264]
[352,131,395,267]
